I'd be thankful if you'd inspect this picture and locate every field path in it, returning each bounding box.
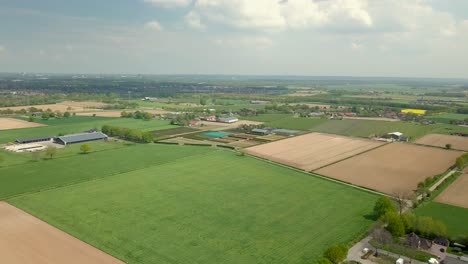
[0,202,124,264]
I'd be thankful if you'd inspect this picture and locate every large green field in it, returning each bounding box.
[427,113,468,124]
[310,119,468,140]
[415,202,468,237]
[0,116,175,143]
[0,144,214,199]
[8,148,378,264]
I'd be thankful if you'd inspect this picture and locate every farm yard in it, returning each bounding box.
[0,117,46,130]
[434,169,468,209]
[0,202,123,264]
[316,143,462,194]
[415,134,468,151]
[8,149,378,264]
[245,132,385,171]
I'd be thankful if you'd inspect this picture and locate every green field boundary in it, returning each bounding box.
[243,152,388,198]
[2,146,220,201]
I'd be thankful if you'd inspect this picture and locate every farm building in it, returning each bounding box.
[202,115,217,122]
[271,129,300,136]
[15,136,53,144]
[55,132,108,145]
[387,132,409,142]
[401,109,427,115]
[251,128,270,135]
[218,117,239,123]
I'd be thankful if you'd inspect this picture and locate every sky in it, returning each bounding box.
[0,0,468,78]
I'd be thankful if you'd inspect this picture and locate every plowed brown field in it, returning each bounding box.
[0,202,124,264]
[0,101,108,112]
[0,118,45,130]
[435,169,468,208]
[245,132,385,171]
[415,134,468,151]
[316,143,462,194]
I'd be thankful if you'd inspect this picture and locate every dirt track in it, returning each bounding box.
[245,132,385,171]
[415,134,468,151]
[435,169,468,208]
[0,202,124,264]
[0,118,46,130]
[316,143,462,194]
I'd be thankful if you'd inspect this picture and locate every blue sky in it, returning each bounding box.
[0,0,468,78]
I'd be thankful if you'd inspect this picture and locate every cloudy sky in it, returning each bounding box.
[0,0,467,78]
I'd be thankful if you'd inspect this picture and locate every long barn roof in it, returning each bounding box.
[57,132,107,144]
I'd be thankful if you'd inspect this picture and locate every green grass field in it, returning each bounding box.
[0,116,175,143]
[8,149,378,264]
[427,113,468,124]
[415,202,468,237]
[0,144,214,199]
[310,119,468,140]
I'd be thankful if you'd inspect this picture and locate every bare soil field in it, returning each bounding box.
[0,101,108,112]
[316,143,462,194]
[245,132,385,171]
[0,118,46,130]
[228,139,261,148]
[435,169,468,208]
[0,202,123,264]
[415,134,468,151]
[257,134,287,141]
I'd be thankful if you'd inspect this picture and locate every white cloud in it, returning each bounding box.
[189,0,373,32]
[185,11,205,29]
[144,0,191,8]
[145,20,163,31]
[214,35,273,49]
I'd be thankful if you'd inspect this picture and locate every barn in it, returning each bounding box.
[55,132,108,145]
[15,136,53,144]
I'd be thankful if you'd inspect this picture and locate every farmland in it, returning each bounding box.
[435,170,468,209]
[415,134,468,151]
[316,143,462,194]
[0,116,175,143]
[244,114,327,130]
[310,119,468,140]
[0,117,46,130]
[0,202,123,264]
[415,202,468,237]
[0,144,215,199]
[245,132,385,171]
[9,150,378,264]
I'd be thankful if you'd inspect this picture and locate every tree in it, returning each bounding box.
[373,196,396,219]
[383,211,405,238]
[393,190,412,215]
[323,244,348,264]
[80,144,91,154]
[200,97,207,106]
[45,146,57,159]
[41,112,50,120]
[372,227,393,247]
[63,111,71,118]
[445,143,452,149]
[28,116,36,122]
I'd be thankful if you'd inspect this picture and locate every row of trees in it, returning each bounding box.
[39,110,73,120]
[102,125,153,143]
[456,153,468,169]
[120,110,152,120]
[373,197,447,239]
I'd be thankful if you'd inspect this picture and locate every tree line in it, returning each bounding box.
[101,125,153,143]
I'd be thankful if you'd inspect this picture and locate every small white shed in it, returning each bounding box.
[396,258,404,264]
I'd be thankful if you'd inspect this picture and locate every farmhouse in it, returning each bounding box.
[55,132,108,145]
[16,136,53,144]
[218,117,239,123]
[271,128,300,136]
[251,128,270,135]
